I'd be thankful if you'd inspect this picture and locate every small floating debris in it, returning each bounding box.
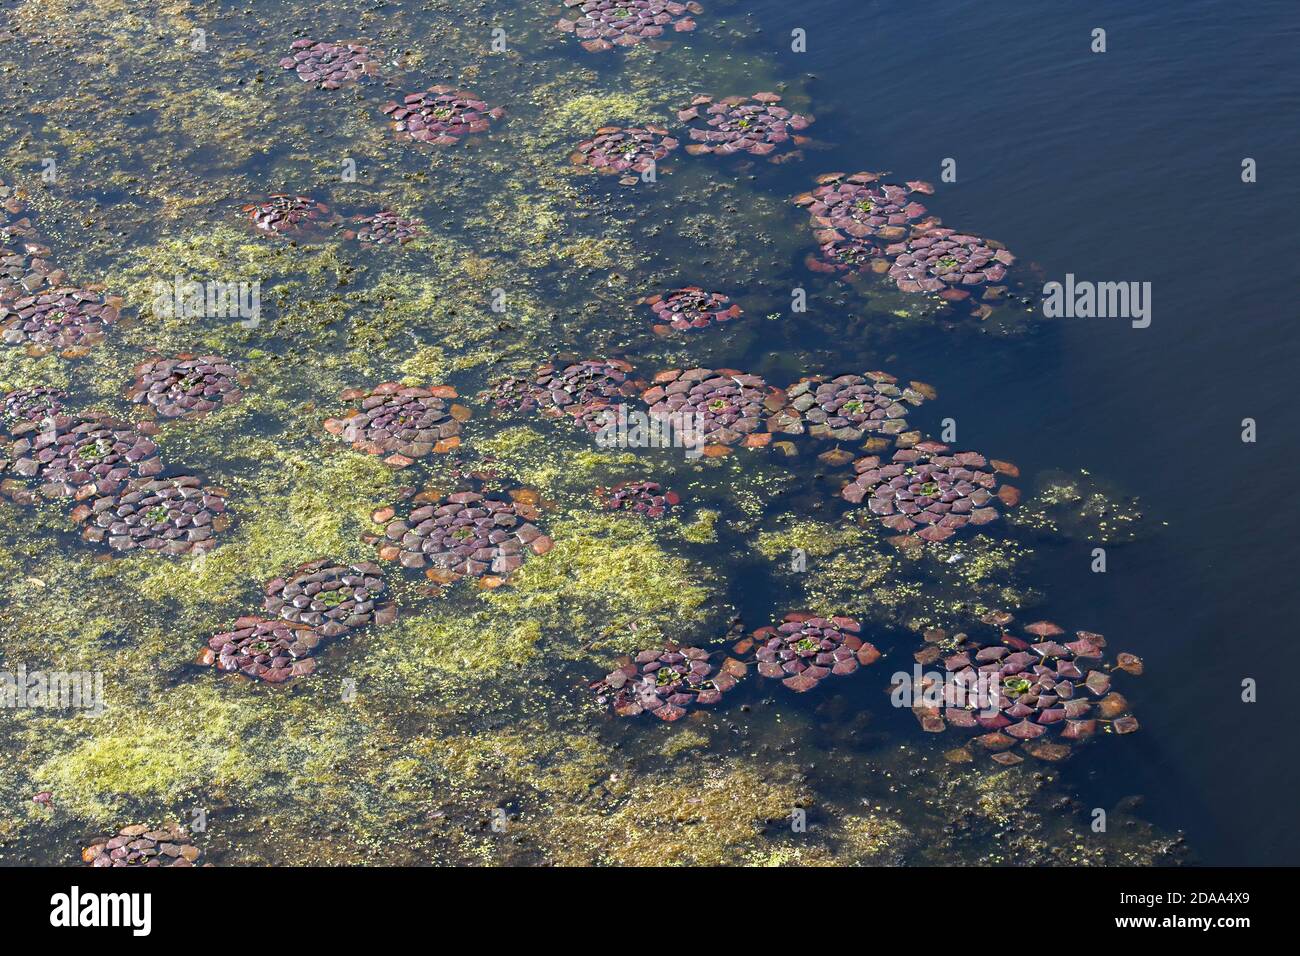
[243,195,335,237]
[641,367,782,449]
[201,616,321,684]
[885,228,1014,296]
[557,0,703,52]
[263,558,395,638]
[678,92,812,159]
[382,87,503,145]
[377,489,551,580]
[279,39,379,89]
[82,823,203,867]
[596,479,680,518]
[344,210,422,245]
[775,372,930,442]
[1,288,119,351]
[840,442,1020,544]
[751,612,879,692]
[492,359,642,433]
[324,382,468,468]
[127,354,243,420]
[74,475,229,556]
[592,645,743,721]
[640,287,741,333]
[571,126,679,185]
[4,412,162,497]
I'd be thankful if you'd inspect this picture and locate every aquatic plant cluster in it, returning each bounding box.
[0,6,1167,868]
[323,382,468,468]
[200,559,399,684]
[1,392,232,556]
[840,442,1021,544]
[909,616,1143,765]
[596,479,680,518]
[279,38,380,89]
[377,488,553,581]
[640,286,741,332]
[2,181,122,357]
[592,646,743,721]
[492,358,643,433]
[555,0,703,52]
[594,612,879,717]
[383,87,504,145]
[495,358,934,458]
[794,171,1016,311]
[81,823,204,867]
[245,195,422,247]
[0,183,58,304]
[570,125,680,185]
[127,354,244,420]
[344,210,423,245]
[679,92,812,158]
[244,194,336,237]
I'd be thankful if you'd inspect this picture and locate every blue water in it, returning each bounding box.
[742,0,1300,864]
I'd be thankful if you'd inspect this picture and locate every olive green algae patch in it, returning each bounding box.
[133,450,400,614]
[484,510,722,653]
[22,681,261,820]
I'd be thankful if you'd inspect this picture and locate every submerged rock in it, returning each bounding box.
[840,441,1019,544]
[82,823,204,867]
[382,87,503,145]
[557,0,704,52]
[592,644,743,720]
[127,354,243,419]
[639,287,741,332]
[751,612,879,692]
[678,92,813,159]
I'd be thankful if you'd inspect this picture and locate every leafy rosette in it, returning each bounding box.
[593,646,746,721]
[263,558,396,638]
[907,617,1143,764]
[840,441,1021,543]
[750,612,879,693]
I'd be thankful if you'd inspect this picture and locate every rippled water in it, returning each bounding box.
[0,0,1295,866]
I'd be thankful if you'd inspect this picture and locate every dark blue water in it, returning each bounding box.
[739,0,1300,864]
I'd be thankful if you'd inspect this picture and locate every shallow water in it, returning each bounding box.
[0,0,1294,866]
